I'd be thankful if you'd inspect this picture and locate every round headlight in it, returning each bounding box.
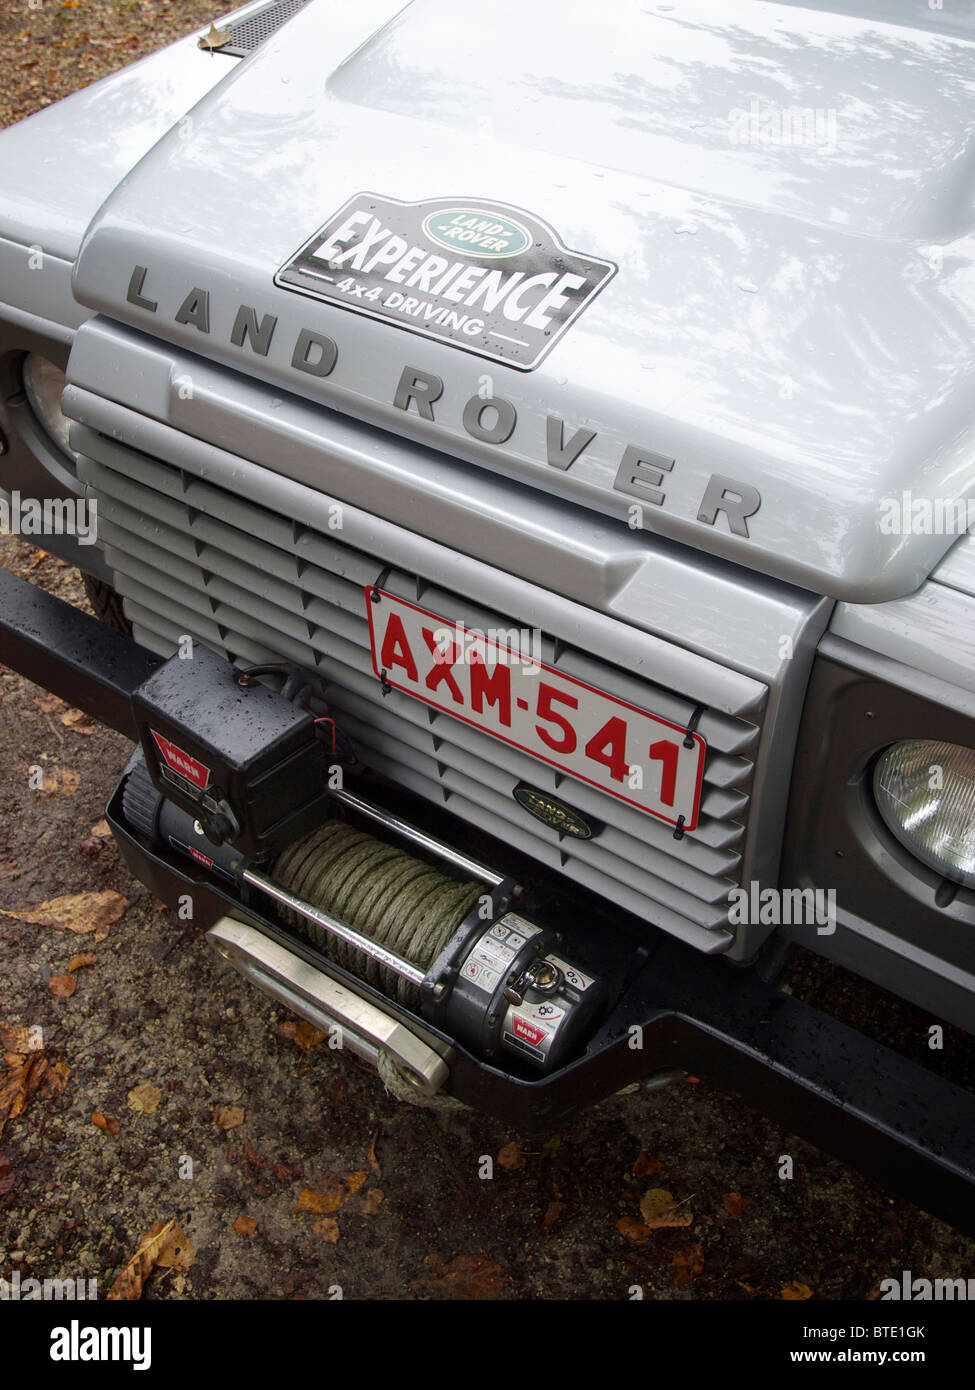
[873,740,975,889]
[22,354,76,461]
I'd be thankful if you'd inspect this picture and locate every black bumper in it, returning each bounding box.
[3,565,975,1235]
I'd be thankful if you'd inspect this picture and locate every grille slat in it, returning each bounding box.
[79,432,768,949]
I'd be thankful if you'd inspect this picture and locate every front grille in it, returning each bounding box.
[77,431,766,953]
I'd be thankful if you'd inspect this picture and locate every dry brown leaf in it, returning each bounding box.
[233,1216,257,1236]
[198,20,232,50]
[213,1104,244,1130]
[361,1188,384,1216]
[127,1083,162,1115]
[154,1225,195,1271]
[92,1111,120,1136]
[632,1150,664,1179]
[279,1019,325,1052]
[542,1200,565,1232]
[0,1053,51,1140]
[68,953,97,973]
[0,1155,13,1196]
[0,890,130,938]
[639,1188,694,1229]
[723,1192,746,1219]
[295,1171,367,1215]
[48,975,76,998]
[38,769,80,797]
[671,1244,704,1286]
[34,693,64,714]
[89,820,112,839]
[0,1023,41,1054]
[781,1280,813,1301]
[311,1217,340,1243]
[60,709,96,734]
[616,1215,652,1241]
[425,1254,505,1300]
[497,1141,526,1171]
[107,1217,184,1301]
[367,1127,381,1177]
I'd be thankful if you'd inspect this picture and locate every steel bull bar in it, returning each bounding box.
[3,565,975,1233]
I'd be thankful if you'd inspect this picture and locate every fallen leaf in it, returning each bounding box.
[48,975,76,998]
[233,1216,257,1236]
[616,1215,652,1241]
[497,1141,526,1171]
[68,953,97,973]
[671,1244,704,1286]
[213,1104,244,1130]
[279,1019,325,1052]
[723,1192,746,1219]
[296,1171,367,1214]
[0,1023,41,1054]
[106,1219,192,1300]
[198,20,231,50]
[0,1154,13,1195]
[639,1188,694,1229]
[781,1280,813,1301]
[38,769,80,797]
[425,1254,505,1300]
[632,1150,663,1179]
[367,1127,381,1177]
[127,1083,162,1115]
[154,1226,195,1271]
[0,1054,51,1139]
[33,693,64,714]
[92,1111,120,1136]
[311,1217,340,1243]
[0,890,130,939]
[60,709,96,734]
[542,1200,565,1232]
[89,820,112,839]
[361,1188,384,1216]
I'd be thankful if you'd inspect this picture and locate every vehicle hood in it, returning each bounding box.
[72,0,975,603]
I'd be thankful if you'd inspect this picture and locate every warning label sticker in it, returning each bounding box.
[275,192,616,370]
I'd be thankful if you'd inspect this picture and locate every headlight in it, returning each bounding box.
[22,354,76,462]
[874,740,975,889]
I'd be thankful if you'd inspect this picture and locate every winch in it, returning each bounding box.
[121,650,605,1075]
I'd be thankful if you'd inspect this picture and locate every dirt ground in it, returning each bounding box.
[2,0,975,1306]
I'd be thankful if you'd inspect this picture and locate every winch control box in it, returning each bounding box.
[131,644,329,860]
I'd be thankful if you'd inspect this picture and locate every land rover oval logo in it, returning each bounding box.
[514,785,593,839]
[421,207,532,259]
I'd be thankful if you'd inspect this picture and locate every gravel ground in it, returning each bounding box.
[2,0,975,1307]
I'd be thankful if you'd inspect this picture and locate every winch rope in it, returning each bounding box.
[273,820,483,1008]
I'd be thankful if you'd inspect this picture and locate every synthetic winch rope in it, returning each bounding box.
[273,820,483,1007]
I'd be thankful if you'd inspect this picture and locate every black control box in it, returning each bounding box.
[131,643,329,861]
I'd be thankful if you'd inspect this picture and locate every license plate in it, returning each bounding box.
[364,589,706,830]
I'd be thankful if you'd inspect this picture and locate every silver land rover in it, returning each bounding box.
[1,0,974,1230]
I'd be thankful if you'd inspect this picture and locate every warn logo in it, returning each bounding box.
[512,1016,546,1047]
[150,731,210,791]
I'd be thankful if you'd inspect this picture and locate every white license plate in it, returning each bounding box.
[365,589,707,830]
